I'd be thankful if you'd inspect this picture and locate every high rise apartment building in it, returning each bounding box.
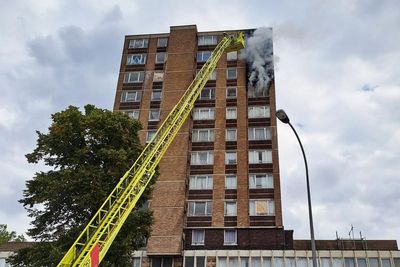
[112,25,399,267]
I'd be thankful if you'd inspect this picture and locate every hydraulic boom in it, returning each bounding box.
[58,32,245,267]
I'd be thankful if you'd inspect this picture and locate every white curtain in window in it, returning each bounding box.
[218,257,227,267]
[226,129,236,141]
[285,258,296,267]
[224,230,236,244]
[226,108,237,119]
[192,230,204,244]
[262,258,272,267]
[225,202,236,216]
[241,258,249,267]
[229,258,238,267]
[296,258,307,267]
[251,257,261,267]
[225,176,237,189]
[274,258,284,267]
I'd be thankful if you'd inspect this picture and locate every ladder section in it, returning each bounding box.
[57,32,244,267]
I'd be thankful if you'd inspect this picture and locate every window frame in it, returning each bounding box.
[123,71,145,83]
[225,128,237,142]
[151,90,162,101]
[249,199,275,216]
[248,127,272,141]
[224,201,237,216]
[146,130,157,143]
[122,110,140,119]
[248,149,272,164]
[226,107,237,120]
[225,151,237,165]
[155,52,167,64]
[188,201,212,216]
[129,38,149,49]
[224,229,237,245]
[197,51,212,62]
[199,87,215,100]
[148,109,161,121]
[190,151,214,165]
[192,128,214,142]
[249,173,274,189]
[193,107,215,121]
[191,229,205,245]
[248,105,270,119]
[226,87,237,99]
[225,175,237,190]
[189,175,213,190]
[120,90,143,102]
[126,54,147,65]
[198,35,218,46]
[227,51,238,61]
[157,37,168,48]
[227,67,237,80]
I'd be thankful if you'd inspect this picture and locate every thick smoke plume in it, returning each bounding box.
[245,27,274,95]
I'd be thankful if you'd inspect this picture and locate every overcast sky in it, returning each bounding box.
[1,0,399,244]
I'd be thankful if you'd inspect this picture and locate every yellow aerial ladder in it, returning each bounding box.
[58,32,245,267]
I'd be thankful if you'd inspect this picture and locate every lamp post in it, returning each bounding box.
[276,109,318,267]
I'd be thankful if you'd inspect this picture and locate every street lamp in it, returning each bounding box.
[276,109,318,267]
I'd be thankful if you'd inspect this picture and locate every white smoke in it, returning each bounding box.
[244,27,274,95]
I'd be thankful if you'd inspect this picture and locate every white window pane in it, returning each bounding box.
[229,258,238,267]
[227,51,237,61]
[218,257,227,267]
[225,152,237,165]
[251,258,261,267]
[357,258,367,267]
[225,175,237,189]
[296,258,308,267]
[381,259,391,267]
[226,129,237,141]
[227,68,237,79]
[224,230,236,244]
[262,258,272,267]
[157,38,168,47]
[344,258,355,267]
[225,202,236,216]
[192,230,205,245]
[332,258,342,267]
[226,107,237,120]
[274,258,284,267]
[146,131,156,142]
[285,258,295,267]
[149,109,160,121]
[241,258,249,267]
[227,87,237,98]
[156,52,166,63]
[320,258,330,267]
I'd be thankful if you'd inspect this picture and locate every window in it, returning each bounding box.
[133,257,141,267]
[124,71,145,83]
[227,68,237,79]
[209,70,217,80]
[226,128,237,141]
[344,258,355,267]
[248,150,272,164]
[227,87,237,99]
[192,129,214,142]
[151,90,162,101]
[121,91,142,102]
[149,109,160,121]
[285,258,295,267]
[129,38,148,48]
[196,257,205,267]
[156,52,166,64]
[227,51,237,61]
[248,106,270,118]
[225,151,237,165]
[219,257,227,267]
[225,175,237,189]
[157,37,168,47]
[224,229,237,245]
[193,108,215,120]
[226,107,237,120]
[188,201,212,216]
[198,35,217,45]
[296,258,307,267]
[189,175,213,190]
[127,54,147,65]
[123,110,139,119]
[248,127,271,140]
[274,258,284,267]
[382,259,391,267]
[224,201,237,216]
[197,51,212,62]
[248,106,270,119]
[357,258,367,267]
[146,130,156,143]
[199,88,215,100]
[152,257,173,267]
[332,258,343,267]
[185,257,195,267]
[369,258,379,267]
[248,86,268,98]
[191,151,214,165]
[249,199,275,216]
[394,258,400,267]
[153,71,164,82]
[229,257,239,267]
[321,258,331,267]
[249,174,273,189]
[241,258,249,267]
[262,257,272,267]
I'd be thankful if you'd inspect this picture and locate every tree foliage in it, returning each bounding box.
[9,105,154,266]
[0,224,25,245]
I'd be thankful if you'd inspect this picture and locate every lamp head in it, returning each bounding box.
[276,109,290,124]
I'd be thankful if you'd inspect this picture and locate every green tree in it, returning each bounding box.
[0,224,26,245]
[8,105,154,266]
